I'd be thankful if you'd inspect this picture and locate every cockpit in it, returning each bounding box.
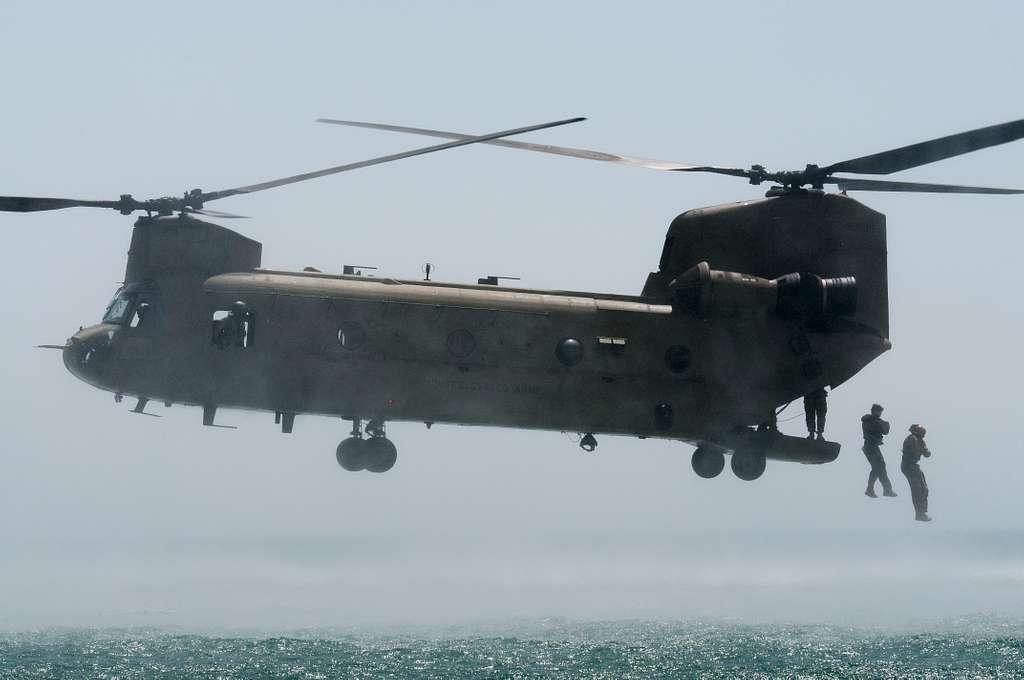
[101,282,160,328]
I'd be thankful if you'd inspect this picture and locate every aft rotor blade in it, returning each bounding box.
[0,196,127,213]
[202,117,585,202]
[823,118,1024,176]
[827,176,1024,194]
[317,118,711,172]
[184,207,249,219]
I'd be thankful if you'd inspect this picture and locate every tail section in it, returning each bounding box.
[643,192,888,339]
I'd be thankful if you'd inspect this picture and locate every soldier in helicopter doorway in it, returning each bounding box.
[803,387,828,440]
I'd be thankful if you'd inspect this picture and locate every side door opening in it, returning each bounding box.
[212,301,255,349]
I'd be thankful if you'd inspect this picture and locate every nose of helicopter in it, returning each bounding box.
[63,324,117,386]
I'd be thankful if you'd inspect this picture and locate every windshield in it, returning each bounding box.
[102,288,136,324]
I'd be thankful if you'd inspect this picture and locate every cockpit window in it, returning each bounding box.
[102,283,161,327]
[102,288,136,324]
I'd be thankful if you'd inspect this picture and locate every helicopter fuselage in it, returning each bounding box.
[60,190,890,476]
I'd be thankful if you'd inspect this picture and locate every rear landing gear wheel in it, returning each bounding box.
[691,447,725,479]
[731,449,767,481]
[364,436,398,473]
[336,437,367,471]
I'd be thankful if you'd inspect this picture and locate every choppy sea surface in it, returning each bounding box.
[3,530,1023,677]
[2,619,1023,679]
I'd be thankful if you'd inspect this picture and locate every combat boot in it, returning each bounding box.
[915,513,932,522]
[865,489,877,498]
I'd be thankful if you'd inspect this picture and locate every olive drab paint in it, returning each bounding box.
[62,191,890,477]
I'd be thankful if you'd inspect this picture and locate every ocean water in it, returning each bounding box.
[2,619,1023,679]
[3,530,1023,677]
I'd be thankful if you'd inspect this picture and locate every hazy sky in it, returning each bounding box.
[1,1,1023,628]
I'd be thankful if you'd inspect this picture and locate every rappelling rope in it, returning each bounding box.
[774,399,805,422]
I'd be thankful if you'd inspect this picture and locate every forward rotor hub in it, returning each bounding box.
[0,117,586,219]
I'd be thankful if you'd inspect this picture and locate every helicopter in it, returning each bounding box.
[4,116,1023,481]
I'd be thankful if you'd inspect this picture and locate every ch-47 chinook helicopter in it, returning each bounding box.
[5,116,1023,482]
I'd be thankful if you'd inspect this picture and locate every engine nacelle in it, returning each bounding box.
[669,261,775,316]
[669,261,858,321]
[644,192,887,337]
[776,272,858,319]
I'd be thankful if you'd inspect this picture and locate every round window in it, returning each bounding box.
[447,329,476,358]
[664,345,691,373]
[337,321,367,350]
[555,338,584,366]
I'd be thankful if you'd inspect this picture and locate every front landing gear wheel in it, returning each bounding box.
[364,437,398,473]
[691,447,725,479]
[731,449,767,481]
[336,437,367,471]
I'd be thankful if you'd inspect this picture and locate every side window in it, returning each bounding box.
[337,321,366,350]
[212,302,256,349]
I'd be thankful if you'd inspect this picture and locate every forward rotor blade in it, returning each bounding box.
[827,176,1024,194]
[202,117,585,202]
[672,165,757,179]
[823,118,1024,176]
[316,118,709,172]
[0,196,126,213]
